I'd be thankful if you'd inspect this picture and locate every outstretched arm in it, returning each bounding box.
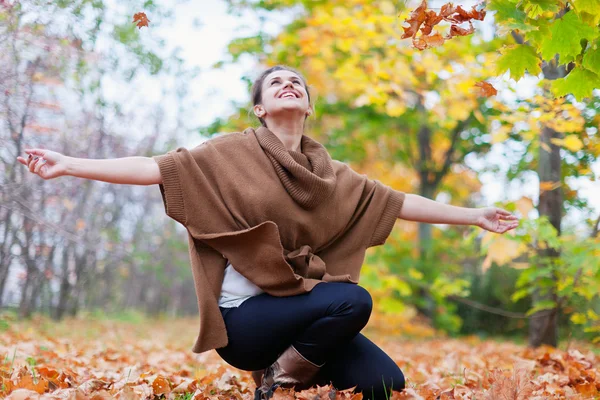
[398,193,519,234]
[17,148,162,185]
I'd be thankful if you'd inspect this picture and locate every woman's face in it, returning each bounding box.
[255,70,311,121]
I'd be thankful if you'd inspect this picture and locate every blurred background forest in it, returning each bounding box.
[1,0,599,350]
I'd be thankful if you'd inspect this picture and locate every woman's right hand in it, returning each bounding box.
[16,148,68,180]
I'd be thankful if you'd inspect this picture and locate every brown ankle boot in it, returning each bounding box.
[255,345,323,400]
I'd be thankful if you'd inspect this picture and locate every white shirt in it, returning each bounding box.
[218,260,264,308]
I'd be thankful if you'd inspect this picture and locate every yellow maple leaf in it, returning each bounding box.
[563,135,584,152]
[481,231,526,272]
[515,196,534,218]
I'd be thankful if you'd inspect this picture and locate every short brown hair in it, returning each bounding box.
[251,65,312,128]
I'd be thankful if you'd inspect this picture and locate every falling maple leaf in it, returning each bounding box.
[474,81,498,97]
[132,12,150,29]
[401,0,486,50]
[540,181,562,193]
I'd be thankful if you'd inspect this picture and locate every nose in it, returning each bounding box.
[282,79,294,90]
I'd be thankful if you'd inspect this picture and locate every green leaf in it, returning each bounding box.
[550,66,600,101]
[582,43,600,75]
[525,299,557,316]
[511,287,531,302]
[496,44,542,80]
[523,18,551,48]
[488,0,535,33]
[572,0,600,25]
[379,297,406,314]
[523,0,560,19]
[488,0,524,21]
[570,312,587,324]
[540,11,600,64]
[383,275,412,296]
[227,35,265,61]
[584,325,600,333]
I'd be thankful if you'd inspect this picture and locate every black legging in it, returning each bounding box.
[216,282,405,399]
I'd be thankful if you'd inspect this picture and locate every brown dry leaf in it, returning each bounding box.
[77,379,111,394]
[447,21,475,38]
[6,388,41,400]
[413,33,445,50]
[575,382,598,396]
[14,373,49,394]
[401,0,486,50]
[151,375,171,395]
[172,378,199,393]
[484,367,534,400]
[400,1,428,39]
[1,317,598,399]
[132,12,150,29]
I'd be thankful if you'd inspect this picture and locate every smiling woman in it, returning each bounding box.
[17,63,518,400]
[250,66,313,152]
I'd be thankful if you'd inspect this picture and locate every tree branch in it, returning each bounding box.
[432,113,473,188]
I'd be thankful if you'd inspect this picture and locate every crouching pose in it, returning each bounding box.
[18,65,519,400]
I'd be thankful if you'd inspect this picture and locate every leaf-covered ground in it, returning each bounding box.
[0,313,598,399]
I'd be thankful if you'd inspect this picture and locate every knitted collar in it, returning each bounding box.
[255,126,337,209]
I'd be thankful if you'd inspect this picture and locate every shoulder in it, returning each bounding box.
[200,128,256,150]
[331,159,354,174]
[331,159,369,181]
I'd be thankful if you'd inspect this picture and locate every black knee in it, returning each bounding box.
[335,284,372,327]
[351,285,373,323]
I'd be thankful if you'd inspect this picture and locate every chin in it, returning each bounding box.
[272,106,306,116]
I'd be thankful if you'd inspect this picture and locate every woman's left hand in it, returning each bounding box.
[476,207,519,233]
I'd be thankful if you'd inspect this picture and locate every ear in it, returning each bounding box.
[306,105,313,116]
[253,105,265,118]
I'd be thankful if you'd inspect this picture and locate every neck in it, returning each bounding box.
[263,118,304,152]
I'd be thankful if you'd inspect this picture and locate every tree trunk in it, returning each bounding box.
[418,182,435,258]
[529,124,562,347]
[0,210,17,307]
[55,245,71,320]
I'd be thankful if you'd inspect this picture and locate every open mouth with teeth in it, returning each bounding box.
[280,92,299,99]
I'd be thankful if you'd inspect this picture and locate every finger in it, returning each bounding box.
[29,156,40,173]
[496,221,515,232]
[22,153,32,166]
[17,157,27,166]
[34,158,45,174]
[24,148,45,156]
[502,222,519,232]
[497,208,516,218]
[499,226,508,234]
[500,220,518,228]
[498,209,518,219]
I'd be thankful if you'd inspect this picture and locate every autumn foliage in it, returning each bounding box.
[1,316,599,399]
[400,0,486,50]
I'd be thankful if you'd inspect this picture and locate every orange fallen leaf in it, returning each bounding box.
[151,375,171,395]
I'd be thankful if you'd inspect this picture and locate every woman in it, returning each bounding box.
[17,65,519,400]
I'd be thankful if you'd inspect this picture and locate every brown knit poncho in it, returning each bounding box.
[152,126,405,354]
